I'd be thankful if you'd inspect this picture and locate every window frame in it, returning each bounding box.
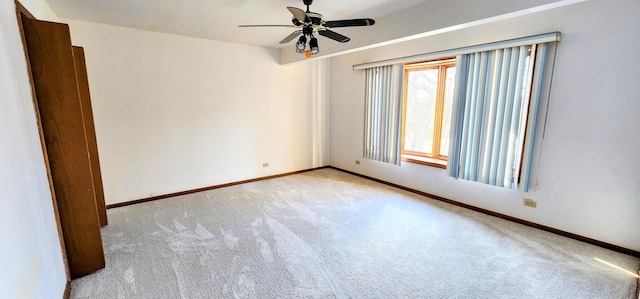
[401,58,456,169]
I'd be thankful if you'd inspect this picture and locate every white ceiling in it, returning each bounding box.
[45,0,433,49]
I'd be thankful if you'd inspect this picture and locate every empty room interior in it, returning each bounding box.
[2,0,640,298]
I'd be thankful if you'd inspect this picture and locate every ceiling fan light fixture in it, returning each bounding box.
[309,37,319,55]
[296,35,307,53]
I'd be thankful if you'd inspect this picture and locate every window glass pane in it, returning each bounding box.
[440,66,456,156]
[404,68,438,154]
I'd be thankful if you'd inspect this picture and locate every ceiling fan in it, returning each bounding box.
[239,0,375,57]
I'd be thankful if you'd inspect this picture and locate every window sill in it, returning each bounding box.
[402,155,447,169]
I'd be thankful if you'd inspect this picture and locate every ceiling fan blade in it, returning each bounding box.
[324,18,375,28]
[287,7,309,23]
[280,30,303,44]
[318,29,350,43]
[238,25,294,28]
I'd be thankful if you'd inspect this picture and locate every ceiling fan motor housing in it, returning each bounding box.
[302,26,313,36]
[307,12,323,25]
[291,12,323,27]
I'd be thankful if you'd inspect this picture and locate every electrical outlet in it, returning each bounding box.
[262,162,269,167]
[523,198,537,208]
[355,160,360,165]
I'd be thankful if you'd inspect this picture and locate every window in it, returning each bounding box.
[359,33,558,189]
[401,58,456,168]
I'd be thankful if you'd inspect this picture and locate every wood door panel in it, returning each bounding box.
[73,46,108,227]
[22,17,105,278]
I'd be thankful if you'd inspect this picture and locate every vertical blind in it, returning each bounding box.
[363,64,403,165]
[447,44,548,189]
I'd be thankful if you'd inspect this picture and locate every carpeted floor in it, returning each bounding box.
[70,168,640,298]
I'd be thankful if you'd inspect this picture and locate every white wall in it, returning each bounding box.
[63,19,330,205]
[0,0,68,298]
[329,0,640,251]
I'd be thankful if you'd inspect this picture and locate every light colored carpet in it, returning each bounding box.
[71,168,640,298]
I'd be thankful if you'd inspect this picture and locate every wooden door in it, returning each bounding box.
[21,17,105,278]
[73,46,108,227]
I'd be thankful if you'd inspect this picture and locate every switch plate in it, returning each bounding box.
[523,198,537,208]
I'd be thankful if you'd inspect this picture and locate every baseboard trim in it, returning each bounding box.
[329,166,640,258]
[636,271,639,299]
[63,280,71,299]
[106,166,330,209]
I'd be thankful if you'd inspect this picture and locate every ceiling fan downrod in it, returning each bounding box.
[304,0,313,12]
